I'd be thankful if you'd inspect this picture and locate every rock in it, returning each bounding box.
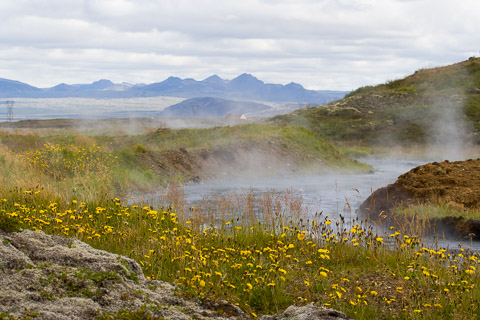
[259,304,353,320]
[0,230,351,319]
[0,229,246,319]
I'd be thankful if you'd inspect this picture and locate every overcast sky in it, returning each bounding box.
[0,0,479,91]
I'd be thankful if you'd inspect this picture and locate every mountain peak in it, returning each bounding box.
[229,74,264,89]
[233,73,261,81]
[203,75,224,83]
[90,79,114,89]
[285,82,304,90]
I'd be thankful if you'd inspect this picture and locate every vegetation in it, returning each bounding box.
[0,123,371,202]
[2,59,480,318]
[395,203,480,220]
[0,125,479,319]
[269,57,480,147]
[1,186,480,319]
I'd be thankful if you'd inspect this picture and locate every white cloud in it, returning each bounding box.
[0,0,479,90]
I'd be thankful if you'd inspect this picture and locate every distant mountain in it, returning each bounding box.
[0,74,348,104]
[46,79,133,98]
[0,78,42,98]
[129,73,347,104]
[160,97,271,118]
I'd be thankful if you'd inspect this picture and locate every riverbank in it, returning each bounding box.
[359,159,480,240]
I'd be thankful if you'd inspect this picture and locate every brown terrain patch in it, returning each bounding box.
[137,140,325,184]
[359,159,480,239]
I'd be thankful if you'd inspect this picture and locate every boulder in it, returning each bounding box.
[0,229,351,319]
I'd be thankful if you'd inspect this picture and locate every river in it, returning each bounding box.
[182,158,424,218]
[148,158,478,251]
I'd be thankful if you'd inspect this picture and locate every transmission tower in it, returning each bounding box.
[6,101,14,122]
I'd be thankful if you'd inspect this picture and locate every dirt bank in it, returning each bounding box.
[359,159,480,239]
[137,139,366,183]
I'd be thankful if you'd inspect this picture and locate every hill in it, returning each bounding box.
[160,97,271,118]
[269,57,480,148]
[0,122,372,189]
[0,78,42,97]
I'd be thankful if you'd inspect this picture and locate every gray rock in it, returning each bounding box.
[259,304,353,320]
[0,230,351,319]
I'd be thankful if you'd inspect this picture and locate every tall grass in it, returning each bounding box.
[1,126,479,319]
[1,186,480,319]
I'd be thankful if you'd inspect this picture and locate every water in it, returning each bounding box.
[183,158,425,218]
[178,158,480,251]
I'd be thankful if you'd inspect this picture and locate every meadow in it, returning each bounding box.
[1,125,480,319]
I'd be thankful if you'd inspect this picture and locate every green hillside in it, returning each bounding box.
[269,57,480,146]
[0,123,371,200]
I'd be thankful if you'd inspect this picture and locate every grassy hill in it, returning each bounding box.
[0,122,371,201]
[269,57,480,148]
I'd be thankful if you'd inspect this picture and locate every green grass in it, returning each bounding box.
[268,57,480,147]
[0,123,372,202]
[395,204,480,220]
[1,123,479,319]
[1,189,480,319]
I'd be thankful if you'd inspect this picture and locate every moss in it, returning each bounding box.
[96,305,165,320]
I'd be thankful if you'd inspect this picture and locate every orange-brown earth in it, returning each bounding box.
[359,159,480,239]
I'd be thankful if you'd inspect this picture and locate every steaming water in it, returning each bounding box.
[183,158,422,216]
[180,158,479,251]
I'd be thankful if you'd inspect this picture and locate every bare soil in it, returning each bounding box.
[359,159,480,239]
[137,140,327,183]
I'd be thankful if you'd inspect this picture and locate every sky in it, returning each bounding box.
[0,0,479,91]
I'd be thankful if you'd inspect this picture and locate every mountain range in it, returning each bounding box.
[0,74,348,104]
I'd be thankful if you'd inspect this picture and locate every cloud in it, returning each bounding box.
[0,0,479,90]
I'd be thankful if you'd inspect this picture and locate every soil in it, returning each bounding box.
[137,139,331,183]
[359,159,480,239]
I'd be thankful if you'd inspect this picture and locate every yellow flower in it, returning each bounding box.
[297,233,305,241]
[370,290,378,296]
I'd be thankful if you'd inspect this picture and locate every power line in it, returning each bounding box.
[6,100,14,122]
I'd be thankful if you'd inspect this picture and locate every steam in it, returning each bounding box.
[426,91,474,161]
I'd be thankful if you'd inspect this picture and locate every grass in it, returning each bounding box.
[268,57,480,147]
[1,188,480,319]
[0,123,372,201]
[0,123,479,319]
[395,203,480,220]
